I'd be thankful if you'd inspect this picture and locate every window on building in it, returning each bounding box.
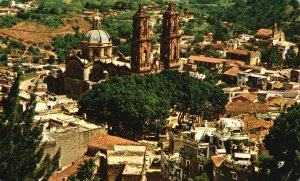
[186,160,190,167]
[173,46,177,60]
[231,172,238,180]
[175,169,181,178]
[93,49,99,57]
[213,137,218,145]
[143,49,147,62]
[199,164,203,172]
[218,140,223,146]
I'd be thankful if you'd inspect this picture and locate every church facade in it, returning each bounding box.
[47,3,181,100]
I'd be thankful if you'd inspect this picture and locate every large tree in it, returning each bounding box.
[0,73,60,180]
[262,46,283,68]
[79,71,227,138]
[264,103,300,180]
[285,48,299,68]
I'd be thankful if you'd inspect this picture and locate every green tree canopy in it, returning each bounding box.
[264,103,300,180]
[262,46,283,68]
[285,48,298,68]
[79,71,227,139]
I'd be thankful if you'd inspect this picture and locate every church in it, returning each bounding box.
[47,3,181,100]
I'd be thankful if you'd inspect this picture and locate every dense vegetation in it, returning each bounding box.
[259,103,300,180]
[79,71,227,139]
[0,16,21,29]
[101,12,133,56]
[0,0,299,43]
[51,26,83,63]
[180,0,300,44]
[0,73,60,180]
[0,36,28,64]
[0,0,298,62]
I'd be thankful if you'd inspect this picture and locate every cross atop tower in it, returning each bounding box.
[136,4,146,15]
[92,9,102,30]
[168,1,175,13]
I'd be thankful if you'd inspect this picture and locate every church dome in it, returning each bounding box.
[84,29,111,44]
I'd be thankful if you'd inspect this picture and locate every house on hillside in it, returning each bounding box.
[0,8,13,16]
[188,56,223,72]
[211,154,255,181]
[290,69,300,83]
[223,68,240,85]
[226,49,261,66]
[255,28,273,40]
[107,145,148,181]
[232,93,258,103]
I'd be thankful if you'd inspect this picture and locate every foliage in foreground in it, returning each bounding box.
[262,103,300,180]
[68,159,98,181]
[0,73,60,180]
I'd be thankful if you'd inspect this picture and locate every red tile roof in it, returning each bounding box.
[49,155,92,181]
[241,64,264,71]
[83,11,94,15]
[227,49,249,56]
[226,102,269,114]
[224,59,245,66]
[87,133,138,150]
[258,129,270,135]
[211,43,225,49]
[211,155,227,167]
[268,96,282,106]
[255,29,273,37]
[0,8,11,11]
[149,30,155,35]
[241,115,273,131]
[8,53,21,58]
[232,93,258,102]
[189,56,223,64]
[284,89,299,94]
[224,68,240,77]
[58,64,66,69]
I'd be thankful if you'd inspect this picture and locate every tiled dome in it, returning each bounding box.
[84,29,111,44]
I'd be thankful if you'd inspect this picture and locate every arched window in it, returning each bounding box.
[143,49,147,63]
[144,21,147,35]
[173,19,176,32]
[173,46,177,60]
[93,49,99,58]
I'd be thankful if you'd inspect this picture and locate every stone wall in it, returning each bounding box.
[44,127,106,167]
[47,74,65,95]
[107,164,125,181]
[64,77,90,100]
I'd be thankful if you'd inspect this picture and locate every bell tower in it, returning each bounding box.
[131,5,153,73]
[160,2,181,69]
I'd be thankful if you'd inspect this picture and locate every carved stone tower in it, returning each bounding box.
[131,5,153,73]
[160,2,181,69]
[273,22,285,42]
